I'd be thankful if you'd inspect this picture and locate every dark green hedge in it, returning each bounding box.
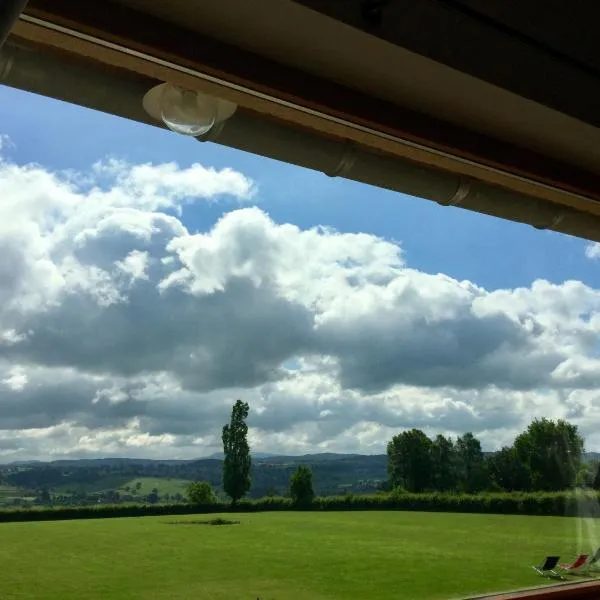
[0,498,292,523]
[315,491,600,517]
[1,491,598,522]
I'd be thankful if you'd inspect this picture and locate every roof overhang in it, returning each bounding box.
[3,0,600,243]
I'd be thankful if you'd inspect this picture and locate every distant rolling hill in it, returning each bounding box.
[207,452,277,460]
[3,451,597,503]
[1,453,387,498]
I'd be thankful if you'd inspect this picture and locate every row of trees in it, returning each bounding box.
[193,401,590,503]
[388,430,486,493]
[387,418,586,493]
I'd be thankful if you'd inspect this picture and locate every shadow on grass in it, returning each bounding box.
[163,517,240,526]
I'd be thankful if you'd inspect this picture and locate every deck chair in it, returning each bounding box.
[559,554,588,575]
[532,556,562,579]
[582,548,600,573]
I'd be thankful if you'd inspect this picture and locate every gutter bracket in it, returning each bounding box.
[441,177,471,206]
[534,212,566,231]
[327,140,357,177]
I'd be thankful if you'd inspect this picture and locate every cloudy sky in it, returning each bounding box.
[0,84,599,462]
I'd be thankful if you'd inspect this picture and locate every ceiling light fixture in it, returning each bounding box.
[142,82,237,136]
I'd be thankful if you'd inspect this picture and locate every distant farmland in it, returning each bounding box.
[0,511,596,599]
[0,454,388,506]
[117,477,190,497]
[0,484,32,503]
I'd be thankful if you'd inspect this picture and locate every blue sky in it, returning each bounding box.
[1,84,595,293]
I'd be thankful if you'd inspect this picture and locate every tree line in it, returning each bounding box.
[194,403,594,506]
[2,398,599,516]
[387,418,588,494]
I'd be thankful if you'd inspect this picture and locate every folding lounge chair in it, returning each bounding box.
[582,548,600,573]
[559,554,589,575]
[532,556,562,579]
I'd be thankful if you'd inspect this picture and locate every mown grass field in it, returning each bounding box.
[52,474,132,494]
[119,477,191,496]
[50,476,191,497]
[0,511,597,600]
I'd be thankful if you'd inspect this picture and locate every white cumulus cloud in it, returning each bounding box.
[0,147,599,461]
[585,242,600,260]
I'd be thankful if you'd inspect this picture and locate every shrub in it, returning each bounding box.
[167,518,240,526]
[289,465,315,507]
[186,481,217,505]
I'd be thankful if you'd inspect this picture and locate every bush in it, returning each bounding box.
[167,518,240,526]
[186,481,217,505]
[289,465,315,507]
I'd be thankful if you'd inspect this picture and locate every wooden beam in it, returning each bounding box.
[12,0,600,214]
[480,580,600,599]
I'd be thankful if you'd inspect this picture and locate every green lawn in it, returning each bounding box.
[0,511,597,599]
